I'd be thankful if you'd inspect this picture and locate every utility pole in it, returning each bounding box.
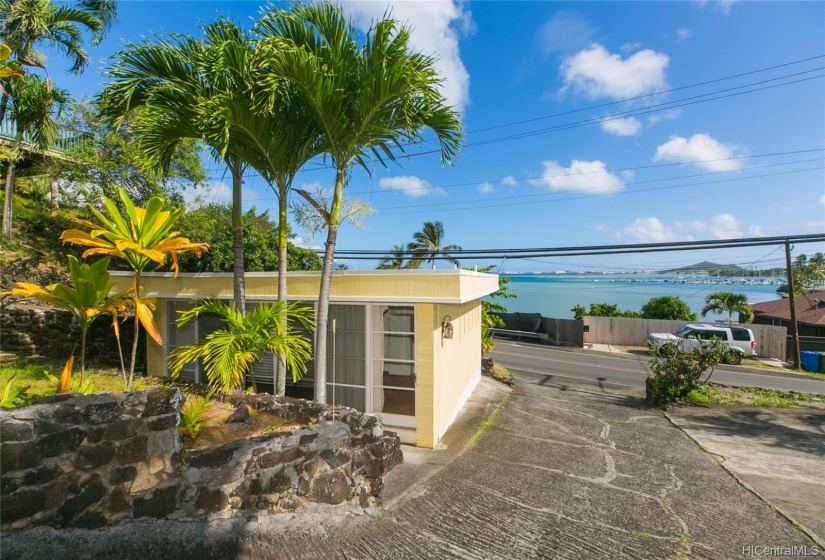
[785,241,801,369]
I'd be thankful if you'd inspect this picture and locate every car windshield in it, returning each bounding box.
[674,326,693,337]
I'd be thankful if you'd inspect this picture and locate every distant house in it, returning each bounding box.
[747,291,825,337]
[111,269,498,448]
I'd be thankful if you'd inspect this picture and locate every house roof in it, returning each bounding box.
[750,291,825,326]
[110,269,499,305]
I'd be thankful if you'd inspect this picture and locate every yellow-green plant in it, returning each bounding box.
[2,255,130,384]
[0,375,30,408]
[179,394,212,440]
[168,298,314,394]
[60,188,208,389]
[44,368,95,395]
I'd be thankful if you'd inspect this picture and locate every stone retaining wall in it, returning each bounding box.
[0,305,146,371]
[0,389,402,531]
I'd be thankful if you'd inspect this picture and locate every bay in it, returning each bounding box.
[497,274,784,322]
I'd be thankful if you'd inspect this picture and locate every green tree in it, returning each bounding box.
[377,244,408,270]
[571,303,641,320]
[640,296,697,321]
[1,255,129,383]
[407,221,463,269]
[48,101,205,209]
[257,2,462,403]
[2,73,68,238]
[99,19,251,313]
[473,265,516,353]
[0,0,116,119]
[168,297,314,394]
[700,291,754,323]
[174,203,321,273]
[60,187,208,388]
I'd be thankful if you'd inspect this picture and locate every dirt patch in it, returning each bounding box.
[187,401,304,449]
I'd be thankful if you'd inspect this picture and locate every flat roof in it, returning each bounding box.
[111,269,499,304]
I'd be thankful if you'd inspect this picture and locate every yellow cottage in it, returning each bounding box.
[111,269,498,448]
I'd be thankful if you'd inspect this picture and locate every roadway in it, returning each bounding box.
[490,340,825,395]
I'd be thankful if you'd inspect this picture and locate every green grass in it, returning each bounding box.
[684,383,825,409]
[0,357,158,407]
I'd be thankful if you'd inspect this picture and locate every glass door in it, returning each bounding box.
[327,304,367,412]
[371,305,416,428]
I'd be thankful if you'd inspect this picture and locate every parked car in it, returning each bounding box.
[647,324,756,364]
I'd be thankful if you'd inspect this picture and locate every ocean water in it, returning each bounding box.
[497,275,783,322]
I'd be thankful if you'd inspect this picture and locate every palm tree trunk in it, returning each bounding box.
[314,223,338,404]
[50,175,59,216]
[3,158,15,240]
[276,196,288,397]
[231,161,245,313]
[128,272,141,390]
[0,93,8,124]
[313,167,345,404]
[2,131,22,240]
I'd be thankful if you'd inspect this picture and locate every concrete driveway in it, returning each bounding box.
[6,376,816,559]
[668,405,825,547]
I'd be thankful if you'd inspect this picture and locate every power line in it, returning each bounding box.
[330,234,825,260]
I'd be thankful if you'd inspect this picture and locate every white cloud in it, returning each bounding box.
[654,133,744,172]
[478,182,495,194]
[647,109,682,125]
[535,11,596,55]
[346,1,472,112]
[379,175,444,197]
[676,28,693,41]
[819,194,825,205]
[747,224,765,236]
[529,160,624,195]
[560,43,669,100]
[502,176,519,187]
[608,213,758,243]
[623,217,683,243]
[620,42,642,53]
[601,116,642,136]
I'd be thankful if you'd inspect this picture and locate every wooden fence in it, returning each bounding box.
[581,317,788,360]
[541,317,584,347]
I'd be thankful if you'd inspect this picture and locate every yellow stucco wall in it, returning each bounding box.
[414,304,439,448]
[435,300,482,440]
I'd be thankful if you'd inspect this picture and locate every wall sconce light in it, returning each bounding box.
[442,315,454,340]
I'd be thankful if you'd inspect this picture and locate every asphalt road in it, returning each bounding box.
[490,340,825,395]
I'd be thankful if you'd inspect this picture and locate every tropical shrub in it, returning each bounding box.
[571,303,641,320]
[640,296,697,321]
[179,394,212,440]
[645,337,728,407]
[168,298,314,394]
[0,375,29,408]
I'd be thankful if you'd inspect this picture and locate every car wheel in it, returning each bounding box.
[658,342,678,357]
[725,351,742,365]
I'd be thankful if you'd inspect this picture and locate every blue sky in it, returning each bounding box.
[42,0,825,272]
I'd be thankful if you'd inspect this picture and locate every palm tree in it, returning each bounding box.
[98,19,251,313]
[407,221,462,269]
[61,187,208,389]
[377,244,408,270]
[701,291,754,323]
[256,2,462,404]
[168,297,315,394]
[0,0,115,121]
[2,72,67,238]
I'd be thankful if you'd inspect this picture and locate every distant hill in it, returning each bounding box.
[658,261,745,275]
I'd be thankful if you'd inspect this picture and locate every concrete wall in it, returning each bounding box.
[582,316,787,360]
[0,389,402,531]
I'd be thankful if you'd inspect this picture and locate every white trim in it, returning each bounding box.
[111,269,495,279]
[439,365,481,440]
[130,293,475,304]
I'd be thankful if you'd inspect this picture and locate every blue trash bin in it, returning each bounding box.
[800,351,819,372]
